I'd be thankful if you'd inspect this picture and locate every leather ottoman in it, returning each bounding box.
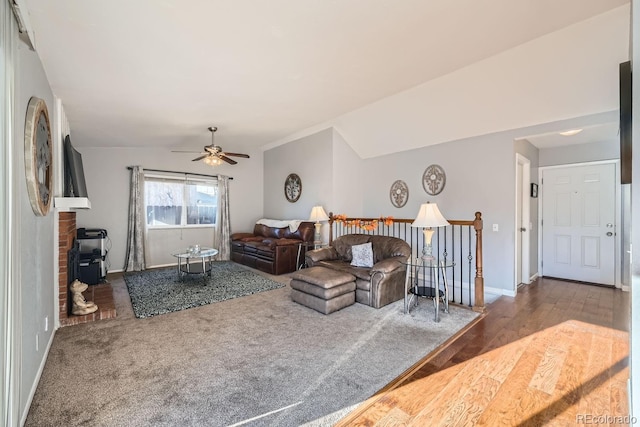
[289,266,356,314]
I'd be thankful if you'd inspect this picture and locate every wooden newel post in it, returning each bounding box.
[473,211,485,312]
[328,212,335,245]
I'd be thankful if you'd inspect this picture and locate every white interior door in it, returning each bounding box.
[541,163,616,285]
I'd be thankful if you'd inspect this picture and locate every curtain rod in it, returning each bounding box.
[126,167,233,180]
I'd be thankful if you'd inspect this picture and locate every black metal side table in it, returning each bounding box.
[296,242,315,270]
[297,242,329,270]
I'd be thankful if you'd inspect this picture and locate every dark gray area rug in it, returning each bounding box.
[25,271,479,427]
[124,262,284,318]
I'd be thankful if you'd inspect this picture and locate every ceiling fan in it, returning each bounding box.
[172,126,250,165]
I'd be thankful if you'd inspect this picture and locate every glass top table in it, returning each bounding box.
[402,258,455,322]
[172,247,218,279]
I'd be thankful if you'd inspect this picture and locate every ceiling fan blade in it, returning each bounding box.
[223,152,250,158]
[192,155,208,161]
[218,155,238,165]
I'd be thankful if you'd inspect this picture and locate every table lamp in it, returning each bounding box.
[309,205,329,243]
[411,202,450,260]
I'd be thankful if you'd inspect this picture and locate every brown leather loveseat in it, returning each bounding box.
[231,220,314,275]
[305,234,411,308]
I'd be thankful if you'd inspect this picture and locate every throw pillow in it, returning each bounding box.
[350,242,374,268]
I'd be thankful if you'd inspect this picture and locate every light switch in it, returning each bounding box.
[492,224,499,232]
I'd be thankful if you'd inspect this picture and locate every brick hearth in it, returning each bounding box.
[58,211,116,327]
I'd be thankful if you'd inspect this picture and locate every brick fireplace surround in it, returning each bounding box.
[58,211,116,326]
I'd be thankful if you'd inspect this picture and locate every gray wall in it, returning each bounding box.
[263,128,365,243]
[76,147,264,271]
[266,126,521,292]
[263,128,333,221]
[362,133,515,292]
[332,129,363,217]
[15,41,56,420]
[263,114,621,294]
[146,227,215,267]
[539,140,619,166]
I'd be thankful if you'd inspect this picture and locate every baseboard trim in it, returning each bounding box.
[145,262,178,269]
[485,285,516,298]
[109,262,180,274]
[529,273,539,282]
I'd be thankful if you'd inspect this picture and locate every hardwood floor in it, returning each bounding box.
[337,278,630,426]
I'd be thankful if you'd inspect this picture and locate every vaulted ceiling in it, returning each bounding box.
[21,0,629,156]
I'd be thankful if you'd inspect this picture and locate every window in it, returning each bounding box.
[145,175,217,227]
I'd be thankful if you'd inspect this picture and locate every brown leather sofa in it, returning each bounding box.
[305,234,411,308]
[231,221,315,275]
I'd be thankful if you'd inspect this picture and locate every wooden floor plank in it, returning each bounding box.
[548,327,591,424]
[611,336,630,417]
[336,278,630,427]
[436,375,501,427]
[481,334,533,384]
[407,358,492,425]
[474,329,555,425]
[577,334,613,417]
[528,345,568,395]
[372,407,410,427]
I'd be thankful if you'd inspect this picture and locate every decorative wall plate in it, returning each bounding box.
[284,173,302,202]
[422,164,446,195]
[24,97,53,216]
[389,180,409,208]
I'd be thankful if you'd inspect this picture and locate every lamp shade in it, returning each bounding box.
[411,202,449,228]
[309,206,329,222]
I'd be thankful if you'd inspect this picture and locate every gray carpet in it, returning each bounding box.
[25,267,479,427]
[124,262,284,318]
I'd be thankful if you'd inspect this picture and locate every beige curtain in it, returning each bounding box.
[124,166,146,271]
[213,175,231,260]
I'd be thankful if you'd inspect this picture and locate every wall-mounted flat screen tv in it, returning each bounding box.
[620,60,632,184]
[63,135,89,198]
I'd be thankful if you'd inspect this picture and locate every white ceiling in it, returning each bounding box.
[21,0,628,154]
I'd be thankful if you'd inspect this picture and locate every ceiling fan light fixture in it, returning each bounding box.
[181,126,249,166]
[203,155,222,166]
[559,129,583,136]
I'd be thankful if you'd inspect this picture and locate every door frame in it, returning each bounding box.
[514,154,531,294]
[538,160,622,288]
